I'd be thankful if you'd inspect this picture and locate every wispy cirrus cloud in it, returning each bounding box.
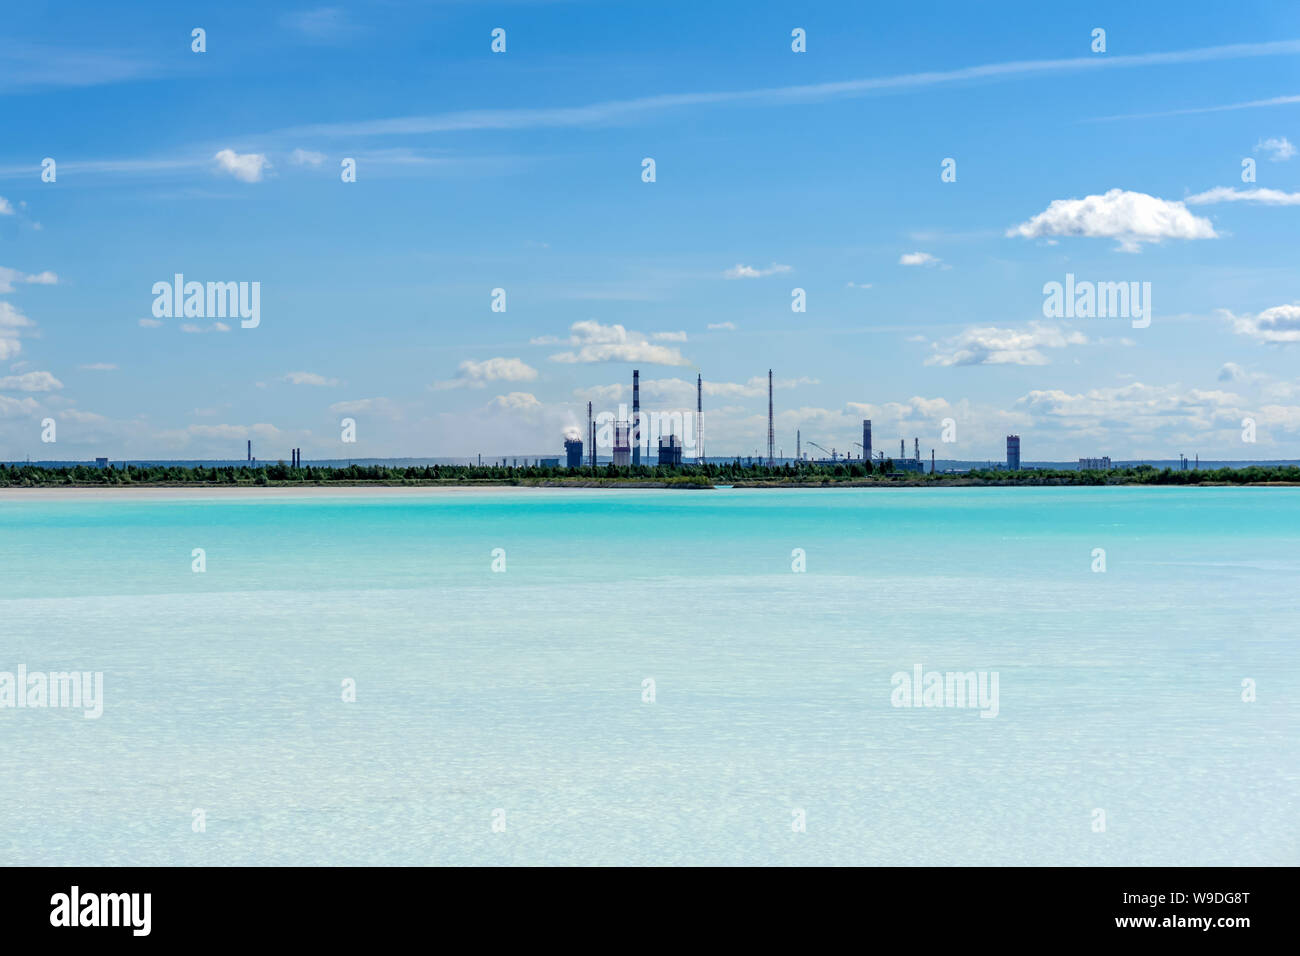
[272,39,1300,139]
[723,263,791,279]
[1185,186,1300,206]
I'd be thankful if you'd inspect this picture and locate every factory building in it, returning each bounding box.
[612,422,632,467]
[565,437,584,469]
[658,435,682,467]
[1079,456,1111,470]
[862,420,871,463]
[1007,435,1021,471]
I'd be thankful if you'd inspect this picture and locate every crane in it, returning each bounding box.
[806,441,836,461]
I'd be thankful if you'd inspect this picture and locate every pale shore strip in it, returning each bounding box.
[0,485,592,501]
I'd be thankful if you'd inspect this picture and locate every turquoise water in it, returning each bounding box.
[1,486,1296,865]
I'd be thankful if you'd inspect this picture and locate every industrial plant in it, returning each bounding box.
[556,367,1037,475]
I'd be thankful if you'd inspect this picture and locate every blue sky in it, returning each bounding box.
[3,0,1300,461]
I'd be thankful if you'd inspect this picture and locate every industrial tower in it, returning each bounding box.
[632,369,641,467]
[696,373,704,464]
[767,369,775,466]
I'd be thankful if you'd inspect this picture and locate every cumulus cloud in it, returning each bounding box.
[0,300,34,329]
[723,263,792,279]
[0,370,62,392]
[1255,136,1296,161]
[1007,189,1217,252]
[433,356,538,390]
[899,252,941,266]
[213,149,271,183]
[544,320,690,366]
[925,322,1088,367]
[488,391,542,411]
[0,266,58,293]
[1221,304,1300,344]
[283,371,341,386]
[1184,186,1300,206]
[0,196,12,215]
[1010,383,1288,446]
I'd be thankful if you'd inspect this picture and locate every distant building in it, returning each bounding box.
[536,458,560,469]
[94,457,109,468]
[658,435,682,467]
[1006,435,1021,471]
[1079,457,1111,470]
[889,458,925,474]
[564,438,583,469]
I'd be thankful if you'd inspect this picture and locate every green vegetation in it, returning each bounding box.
[3,460,1300,488]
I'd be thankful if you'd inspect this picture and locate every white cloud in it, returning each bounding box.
[0,370,62,392]
[899,252,941,266]
[1007,189,1217,252]
[926,322,1088,367]
[284,371,341,386]
[652,330,687,342]
[434,356,539,389]
[290,148,326,166]
[138,318,163,328]
[0,301,34,329]
[79,363,117,371]
[707,321,737,331]
[723,263,792,279]
[846,281,873,289]
[546,320,690,366]
[0,338,21,360]
[0,266,58,293]
[1255,136,1296,161]
[1221,304,1300,344]
[1185,186,1300,206]
[213,149,271,183]
[0,196,12,215]
[488,391,542,412]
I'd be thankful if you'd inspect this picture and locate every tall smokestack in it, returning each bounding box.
[797,429,801,460]
[247,439,251,463]
[900,439,905,460]
[767,369,774,466]
[696,372,703,464]
[914,437,920,462]
[862,420,871,464]
[587,401,595,468]
[632,370,641,466]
